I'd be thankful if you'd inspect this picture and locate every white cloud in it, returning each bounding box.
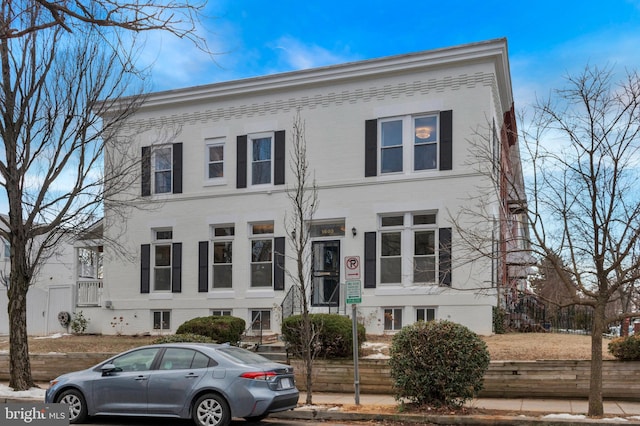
[269,36,358,71]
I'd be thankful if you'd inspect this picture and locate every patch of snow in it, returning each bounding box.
[543,413,587,419]
[33,333,70,340]
[363,353,390,359]
[601,418,629,422]
[362,342,388,349]
[0,384,46,400]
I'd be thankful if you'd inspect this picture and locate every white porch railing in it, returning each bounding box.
[76,280,102,307]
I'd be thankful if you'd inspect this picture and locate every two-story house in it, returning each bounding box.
[92,38,526,336]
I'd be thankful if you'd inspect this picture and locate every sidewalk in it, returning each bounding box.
[4,383,640,425]
[271,392,640,425]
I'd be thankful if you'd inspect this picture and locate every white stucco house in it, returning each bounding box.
[0,216,103,336]
[86,38,526,336]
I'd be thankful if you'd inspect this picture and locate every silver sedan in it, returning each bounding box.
[45,343,299,426]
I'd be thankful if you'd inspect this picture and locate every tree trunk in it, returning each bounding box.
[8,275,34,390]
[588,302,605,417]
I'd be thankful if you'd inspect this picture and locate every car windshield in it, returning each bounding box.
[216,346,272,364]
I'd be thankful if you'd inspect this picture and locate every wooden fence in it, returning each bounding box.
[3,353,640,400]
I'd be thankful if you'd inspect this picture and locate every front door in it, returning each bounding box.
[311,240,340,307]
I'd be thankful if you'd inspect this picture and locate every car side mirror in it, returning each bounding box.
[101,363,120,376]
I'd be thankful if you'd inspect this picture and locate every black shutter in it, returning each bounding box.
[173,143,183,193]
[141,147,151,196]
[274,237,285,291]
[439,227,452,286]
[198,241,209,292]
[365,119,378,177]
[364,232,377,288]
[237,135,247,188]
[274,130,285,185]
[140,244,150,293]
[439,110,453,171]
[172,242,182,293]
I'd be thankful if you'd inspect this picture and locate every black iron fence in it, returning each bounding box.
[504,294,594,333]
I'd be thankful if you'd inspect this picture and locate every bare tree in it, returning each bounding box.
[0,0,207,48]
[456,65,640,416]
[518,66,640,416]
[0,4,170,390]
[283,110,320,405]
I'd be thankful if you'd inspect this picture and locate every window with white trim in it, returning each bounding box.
[210,310,232,316]
[205,138,225,180]
[383,308,403,331]
[211,225,233,289]
[416,307,436,322]
[250,222,274,287]
[153,229,173,291]
[380,114,439,174]
[153,310,171,330]
[379,212,438,285]
[153,146,173,193]
[250,134,273,185]
[251,310,271,331]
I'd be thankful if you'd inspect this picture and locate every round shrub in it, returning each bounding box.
[389,320,490,408]
[152,333,214,344]
[608,335,640,360]
[282,313,366,359]
[176,315,246,345]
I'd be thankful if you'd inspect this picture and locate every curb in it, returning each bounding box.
[271,408,640,425]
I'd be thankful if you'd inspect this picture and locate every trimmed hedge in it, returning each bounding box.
[176,315,245,345]
[608,335,640,360]
[389,320,490,408]
[282,313,366,359]
[152,333,214,344]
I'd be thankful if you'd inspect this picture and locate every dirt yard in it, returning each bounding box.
[0,332,616,360]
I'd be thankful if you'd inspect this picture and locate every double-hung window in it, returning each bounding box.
[206,138,225,180]
[379,113,439,174]
[379,212,439,286]
[380,216,403,284]
[384,308,403,331]
[212,225,233,289]
[153,310,171,330]
[153,229,173,291]
[250,222,274,287]
[251,134,272,185]
[154,147,173,193]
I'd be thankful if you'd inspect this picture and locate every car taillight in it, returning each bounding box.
[240,371,277,380]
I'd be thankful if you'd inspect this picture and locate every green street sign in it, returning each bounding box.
[345,280,362,304]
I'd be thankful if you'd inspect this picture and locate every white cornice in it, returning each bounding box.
[131,38,513,112]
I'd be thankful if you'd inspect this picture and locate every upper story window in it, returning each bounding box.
[250,222,274,288]
[211,225,233,289]
[153,229,173,292]
[380,114,439,174]
[206,138,225,180]
[154,147,173,194]
[141,143,182,196]
[365,111,452,178]
[250,134,273,185]
[236,131,285,189]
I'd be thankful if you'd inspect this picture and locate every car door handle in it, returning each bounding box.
[185,373,199,379]
[134,376,148,381]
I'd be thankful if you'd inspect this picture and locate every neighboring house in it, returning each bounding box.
[92,38,527,336]
[0,216,102,336]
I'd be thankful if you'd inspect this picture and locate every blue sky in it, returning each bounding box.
[144,0,640,109]
[2,1,640,215]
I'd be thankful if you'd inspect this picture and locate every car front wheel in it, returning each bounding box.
[192,393,230,426]
[57,389,88,424]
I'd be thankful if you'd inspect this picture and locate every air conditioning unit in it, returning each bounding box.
[105,300,113,309]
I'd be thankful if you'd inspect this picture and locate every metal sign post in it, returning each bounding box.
[352,302,360,405]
